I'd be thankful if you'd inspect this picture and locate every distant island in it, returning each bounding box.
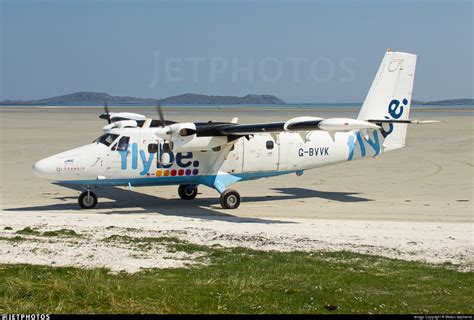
[1,92,472,106]
[412,99,474,106]
[0,92,286,106]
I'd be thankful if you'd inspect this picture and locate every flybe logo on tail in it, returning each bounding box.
[381,98,408,138]
[388,98,408,119]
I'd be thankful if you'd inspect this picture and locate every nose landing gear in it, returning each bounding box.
[78,190,98,209]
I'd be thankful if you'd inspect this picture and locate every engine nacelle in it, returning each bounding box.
[155,122,195,140]
[284,116,324,132]
[102,120,138,132]
[155,122,228,152]
[110,112,145,122]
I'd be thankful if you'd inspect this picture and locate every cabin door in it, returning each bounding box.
[242,135,279,172]
[242,136,262,172]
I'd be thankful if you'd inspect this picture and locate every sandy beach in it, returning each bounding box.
[0,107,472,272]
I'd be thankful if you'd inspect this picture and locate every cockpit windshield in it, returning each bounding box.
[94,134,119,147]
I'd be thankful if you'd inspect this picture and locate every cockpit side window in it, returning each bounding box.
[95,134,119,147]
[112,136,130,151]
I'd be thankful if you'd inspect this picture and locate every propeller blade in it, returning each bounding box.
[104,101,111,124]
[156,100,165,128]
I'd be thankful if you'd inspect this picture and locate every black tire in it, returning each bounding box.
[220,189,241,209]
[178,184,198,200]
[78,191,98,209]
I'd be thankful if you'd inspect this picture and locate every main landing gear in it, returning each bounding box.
[178,184,198,200]
[219,189,241,209]
[78,190,98,209]
[177,184,241,209]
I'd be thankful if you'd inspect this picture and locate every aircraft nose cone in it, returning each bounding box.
[32,158,56,179]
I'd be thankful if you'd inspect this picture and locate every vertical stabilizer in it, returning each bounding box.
[358,50,417,149]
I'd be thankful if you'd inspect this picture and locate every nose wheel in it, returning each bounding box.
[178,184,198,200]
[220,189,241,209]
[78,190,98,209]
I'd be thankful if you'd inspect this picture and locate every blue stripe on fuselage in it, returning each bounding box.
[57,170,296,188]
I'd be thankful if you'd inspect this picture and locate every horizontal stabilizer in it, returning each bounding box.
[367,119,440,124]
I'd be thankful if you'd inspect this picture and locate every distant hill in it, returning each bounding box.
[2,92,470,106]
[161,93,285,105]
[0,92,286,106]
[412,99,474,106]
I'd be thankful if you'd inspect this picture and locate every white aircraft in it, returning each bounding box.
[33,50,437,209]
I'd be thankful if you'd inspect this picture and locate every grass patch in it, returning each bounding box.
[3,227,13,231]
[0,249,472,314]
[103,235,206,254]
[42,229,81,238]
[14,227,81,238]
[0,236,24,242]
[15,227,41,236]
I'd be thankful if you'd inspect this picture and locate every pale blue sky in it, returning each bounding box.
[1,0,472,102]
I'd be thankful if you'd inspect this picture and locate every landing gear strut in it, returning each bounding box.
[178,184,198,200]
[220,189,241,209]
[78,190,98,209]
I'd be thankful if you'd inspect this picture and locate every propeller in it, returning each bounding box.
[104,101,110,124]
[99,101,111,124]
[156,100,165,127]
[154,100,173,154]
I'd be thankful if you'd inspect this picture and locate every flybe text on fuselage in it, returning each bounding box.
[119,143,199,176]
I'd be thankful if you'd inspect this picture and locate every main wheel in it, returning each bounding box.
[78,191,98,209]
[220,189,241,209]
[178,184,198,200]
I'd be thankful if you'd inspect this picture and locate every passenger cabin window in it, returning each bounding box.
[112,136,130,151]
[148,143,158,154]
[95,134,119,147]
[266,140,274,150]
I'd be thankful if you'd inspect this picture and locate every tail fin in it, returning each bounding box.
[358,49,417,150]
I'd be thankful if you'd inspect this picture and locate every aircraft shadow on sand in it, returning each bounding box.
[5,184,371,224]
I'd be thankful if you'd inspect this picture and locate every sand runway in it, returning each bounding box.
[1,108,472,272]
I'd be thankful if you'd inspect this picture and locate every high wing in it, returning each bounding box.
[190,117,440,137]
[191,117,380,137]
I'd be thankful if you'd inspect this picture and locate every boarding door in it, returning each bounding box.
[243,135,279,172]
[261,136,278,171]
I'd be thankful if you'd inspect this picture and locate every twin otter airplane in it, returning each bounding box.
[33,50,437,209]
